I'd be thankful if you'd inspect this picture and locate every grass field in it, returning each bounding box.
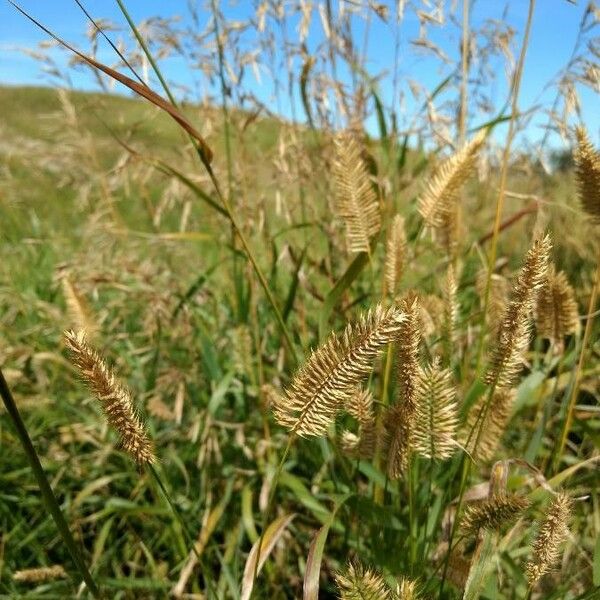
[1,3,600,598]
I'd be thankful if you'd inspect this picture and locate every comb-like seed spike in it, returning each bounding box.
[485,236,552,389]
[574,127,600,220]
[526,492,573,585]
[418,131,485,254]
[64,329,155,465]
[333,134,381,253]
[274,305,405,437]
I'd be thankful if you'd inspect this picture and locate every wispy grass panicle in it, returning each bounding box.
[386,296,421,478]
[574,126,600,220]
[385,214,407,297]
[526,492,573,585]
[64,329,155,465]
[274,305,405,437]
[335,561,393,600]
[412,359,458,460]
[485,235,552,389]
[535,266,579,352]
[333,134,381,253]
[418,130,485,254]
[461,493,530,536]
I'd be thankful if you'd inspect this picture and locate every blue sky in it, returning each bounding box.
[1,1,598,151]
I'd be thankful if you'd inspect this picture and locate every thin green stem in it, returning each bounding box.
[0,369,101,598]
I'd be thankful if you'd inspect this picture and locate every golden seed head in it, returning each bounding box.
[340,387,376,459]
[485,235,552,389]
[61,275,98,340]
[418,131,485,254]
[412,359,458,460]
[333,134,381,253]
[526,492,573,585]
[335,561,392,600]
[386,296,421,478]
[574,126,600,221]
[13,565,67,583]
[275,305,405,437]
[463,388,516,462]
[64,329,155,465]
[461,493,530,537]
[385,214,407,297]
[442,264,459,355]
[535,266,579,352]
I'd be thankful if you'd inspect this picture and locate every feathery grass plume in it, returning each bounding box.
[485,236,552,389]
[476,269,509,337]
[463,388,515,462]
[412,359,458,460]
[526,492,573,585]
[418,130,485,253]
[385,214,407,297]
[574,126,600,220]
[64,329,155,465]
[13,565,67,583]
[535,266,579,352]
[274,305,405,437]
[333,133,381,253]
[61,274,98,340]
[335,561,392,600]
[461,493,530,536]
[340,387,376,458]
[441,264,458,358]
[386,296,421,478]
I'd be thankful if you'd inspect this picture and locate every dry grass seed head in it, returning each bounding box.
[574,127,600,221]
[61,274,98,339]
[64,329,155,465]
[386,296,421,478]
[412,359,458,460]
[526,492,573,585]
[13,565,67,583]
[463,388,516,462]
[535,266,579,352]
[385,214,407,297]
[418,130,486,253]
[461,493,530,537]
[485,235,552,389]
[333,133,381,253]
[397,577,420,600]
[274,305,405,437]
[340,387,376,458]
[335,561,392,600]
[442,264,459,355]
